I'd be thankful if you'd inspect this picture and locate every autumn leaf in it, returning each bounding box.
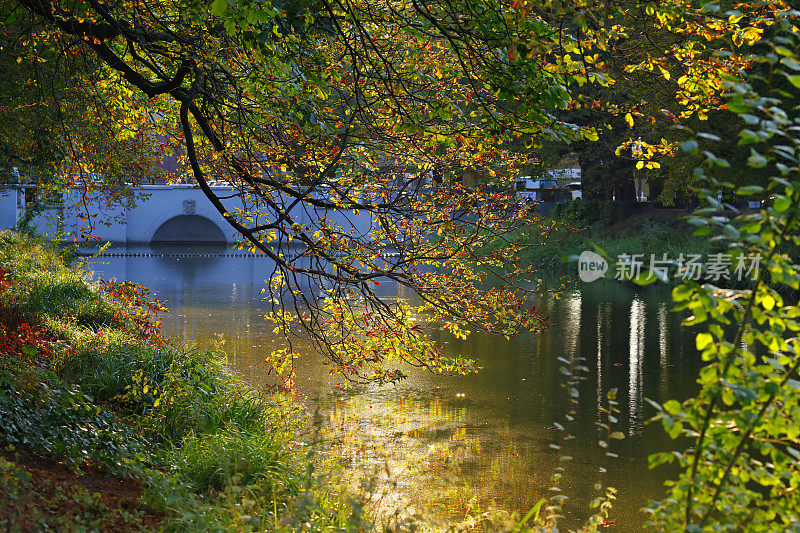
[624,113,634,128]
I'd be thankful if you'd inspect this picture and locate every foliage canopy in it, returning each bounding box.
[1,0,793,383]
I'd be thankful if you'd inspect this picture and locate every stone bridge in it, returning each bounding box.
[0,184,375,244]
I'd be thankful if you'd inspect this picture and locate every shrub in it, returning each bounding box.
[0,364,144,475]
[551,199,619,228]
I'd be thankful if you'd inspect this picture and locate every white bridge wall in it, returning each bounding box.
[0,185,376,244]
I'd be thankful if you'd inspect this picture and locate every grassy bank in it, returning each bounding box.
[0,231,364,531]
[493,210,724,272]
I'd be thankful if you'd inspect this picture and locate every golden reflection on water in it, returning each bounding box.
[315,395,551,529]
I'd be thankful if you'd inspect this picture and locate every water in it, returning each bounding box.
[82,244,703,531]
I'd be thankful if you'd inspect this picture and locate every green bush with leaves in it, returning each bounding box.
[551,199,620,228]
[643,15,800,531]
[0,366,144,475]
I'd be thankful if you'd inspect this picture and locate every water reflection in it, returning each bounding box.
[658,303,670,401]
[596,303,609,424]
[628,296,645,433]
[563,292,581,360]
[82,245,703,531]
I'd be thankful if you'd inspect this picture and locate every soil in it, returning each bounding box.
[0,447,164,532]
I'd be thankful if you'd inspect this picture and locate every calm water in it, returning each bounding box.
[82,244,703,531]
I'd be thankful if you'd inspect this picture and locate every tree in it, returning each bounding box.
[5,0,606,384]
[4,0,789,385]
[533,0,789,203]
[0,15,172,236]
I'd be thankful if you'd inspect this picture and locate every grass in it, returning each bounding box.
[0,231,364,531]
[488,211,725,272]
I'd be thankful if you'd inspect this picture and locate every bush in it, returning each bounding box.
[0,364,144,475]
[551,199,619,228]
[644,22,800,531]
[0,231,362,531]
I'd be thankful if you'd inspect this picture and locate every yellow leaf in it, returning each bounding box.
[624,113,634,128]
[636,161,645,170]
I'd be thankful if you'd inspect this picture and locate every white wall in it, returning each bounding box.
[0,189,20,230]
[1,184,376,244]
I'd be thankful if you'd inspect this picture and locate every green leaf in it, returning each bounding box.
[673,283,693,302]
[696,332,713,351]
[738,129,764,145]
[773,196,791,212]
[697,132,721,141]
[747,149,767,168]
[687,217,709,226]
[648,452,675,469]
[211,0,227,17]
[737,185,764,195]
[723,224,740,240]
[785,74,800,89]
[780,57,800,72]
[663,400,681,415]
[726,97,749,114]
[681,140,698,153]
[740,113,760,125]
[668,420,684,439]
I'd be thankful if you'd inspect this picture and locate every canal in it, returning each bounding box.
[83,244,703,531]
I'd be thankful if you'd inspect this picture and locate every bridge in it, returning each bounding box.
[0,184,375,244]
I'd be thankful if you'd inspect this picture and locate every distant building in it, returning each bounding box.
[515,168,580,203]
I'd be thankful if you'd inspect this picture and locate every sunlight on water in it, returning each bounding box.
[628,297,646,434]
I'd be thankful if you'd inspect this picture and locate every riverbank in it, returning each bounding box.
[492,209,723,272]
[0,231,362,531]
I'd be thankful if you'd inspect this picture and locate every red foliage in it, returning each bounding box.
[97,280,168,345]
[0,268,62,363]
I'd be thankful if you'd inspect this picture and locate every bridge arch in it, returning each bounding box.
[151,214,226,243]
